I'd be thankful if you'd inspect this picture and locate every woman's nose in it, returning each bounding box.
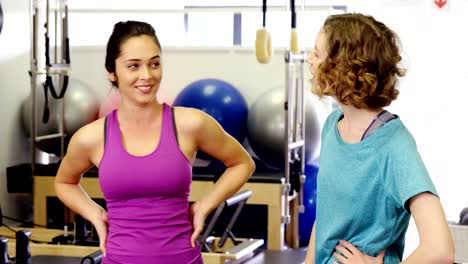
[140,66,151,79]
[306,52,313,65]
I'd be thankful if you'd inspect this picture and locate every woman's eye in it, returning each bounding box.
[151,62,160,68]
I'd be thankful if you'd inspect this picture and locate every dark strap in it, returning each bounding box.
[171,107,179,146]
[361,110,396,140]
[103,116,108,147]
[0,0,4,35]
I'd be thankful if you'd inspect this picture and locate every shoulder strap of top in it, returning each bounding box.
[361,110,396,140]
[161,103,180,147]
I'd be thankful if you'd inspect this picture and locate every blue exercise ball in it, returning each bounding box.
[173,78,248,159]
[299,163,319,246]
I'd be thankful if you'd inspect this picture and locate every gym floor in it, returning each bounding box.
[16,248,308,264]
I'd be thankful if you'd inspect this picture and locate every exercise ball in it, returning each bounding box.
[460,207,468,225]
[299,163,318,246]
[21,91,60,154]
[98,88,121,118]
[62,78,100,135]
[21,90,58,137]
[247,87,327,169]
[21,78,99,155]
[173,78,248,159]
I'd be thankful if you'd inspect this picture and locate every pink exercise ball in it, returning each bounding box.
[98,89,121,118]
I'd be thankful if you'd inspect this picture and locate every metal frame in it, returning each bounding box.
[29,0,70,171]
[198,190,252,253]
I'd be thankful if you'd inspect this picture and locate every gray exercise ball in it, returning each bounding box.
[247,87,327,169]
[21,78,99,154]
[21,88,58,137]
[60,78,100,135]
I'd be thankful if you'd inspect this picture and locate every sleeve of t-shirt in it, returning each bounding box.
[385,129,438,213]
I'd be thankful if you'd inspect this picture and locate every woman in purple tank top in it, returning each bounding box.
[55,21,255,264]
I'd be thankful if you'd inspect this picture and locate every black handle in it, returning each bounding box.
[45,75,69,99]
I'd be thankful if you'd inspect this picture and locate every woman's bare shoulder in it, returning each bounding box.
[69,117,106,151]
[172,106,206,131]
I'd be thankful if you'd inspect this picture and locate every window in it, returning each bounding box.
[64,1,346,47]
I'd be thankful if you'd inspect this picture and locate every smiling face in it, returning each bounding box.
[306,29,328,95]
[108,35,162,105]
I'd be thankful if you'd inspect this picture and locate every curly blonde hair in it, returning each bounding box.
[315,13,406,109]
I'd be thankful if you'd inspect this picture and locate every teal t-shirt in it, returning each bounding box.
[314,109,437,264]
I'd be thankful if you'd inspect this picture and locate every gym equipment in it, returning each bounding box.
[21,78,99,136]
[252,1,345,249]
[199,190,255,251]
[80,250,103,264]
[21,90,58,138]
[279,9,311,240]
[15,230,32,263]
[247,87,326,169]
[298,163,318,246]
[98,89,121,118]
[198,190,264,262]
[173,78,248,159]
[289,0,299,53]
[459,207,468,225]
[255,0,272,63]
[0,226,99,262]
[1,236,8,264]
[1,192,263,264]
[61,78,99,135]
[28,0,71,165]
[21,78,99,155]
[33,172,288,250]
[0,225,308,264]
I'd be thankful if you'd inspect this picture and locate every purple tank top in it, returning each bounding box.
[98,103,203,264]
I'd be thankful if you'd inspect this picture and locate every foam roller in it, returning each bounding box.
[255,28,272,64]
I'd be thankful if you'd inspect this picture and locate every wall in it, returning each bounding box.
[0,0,34,222]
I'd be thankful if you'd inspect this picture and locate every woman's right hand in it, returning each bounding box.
[89,206,109,256]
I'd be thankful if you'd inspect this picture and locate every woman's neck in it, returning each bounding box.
[117,100,162,128]
[338,103,384,143]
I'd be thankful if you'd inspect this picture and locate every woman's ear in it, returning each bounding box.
[108,72,117,82]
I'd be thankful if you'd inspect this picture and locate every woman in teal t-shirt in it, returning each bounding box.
[304,13,454,264]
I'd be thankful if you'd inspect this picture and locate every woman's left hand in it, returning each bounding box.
[333,240,385,264]
[189,201,208,248]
